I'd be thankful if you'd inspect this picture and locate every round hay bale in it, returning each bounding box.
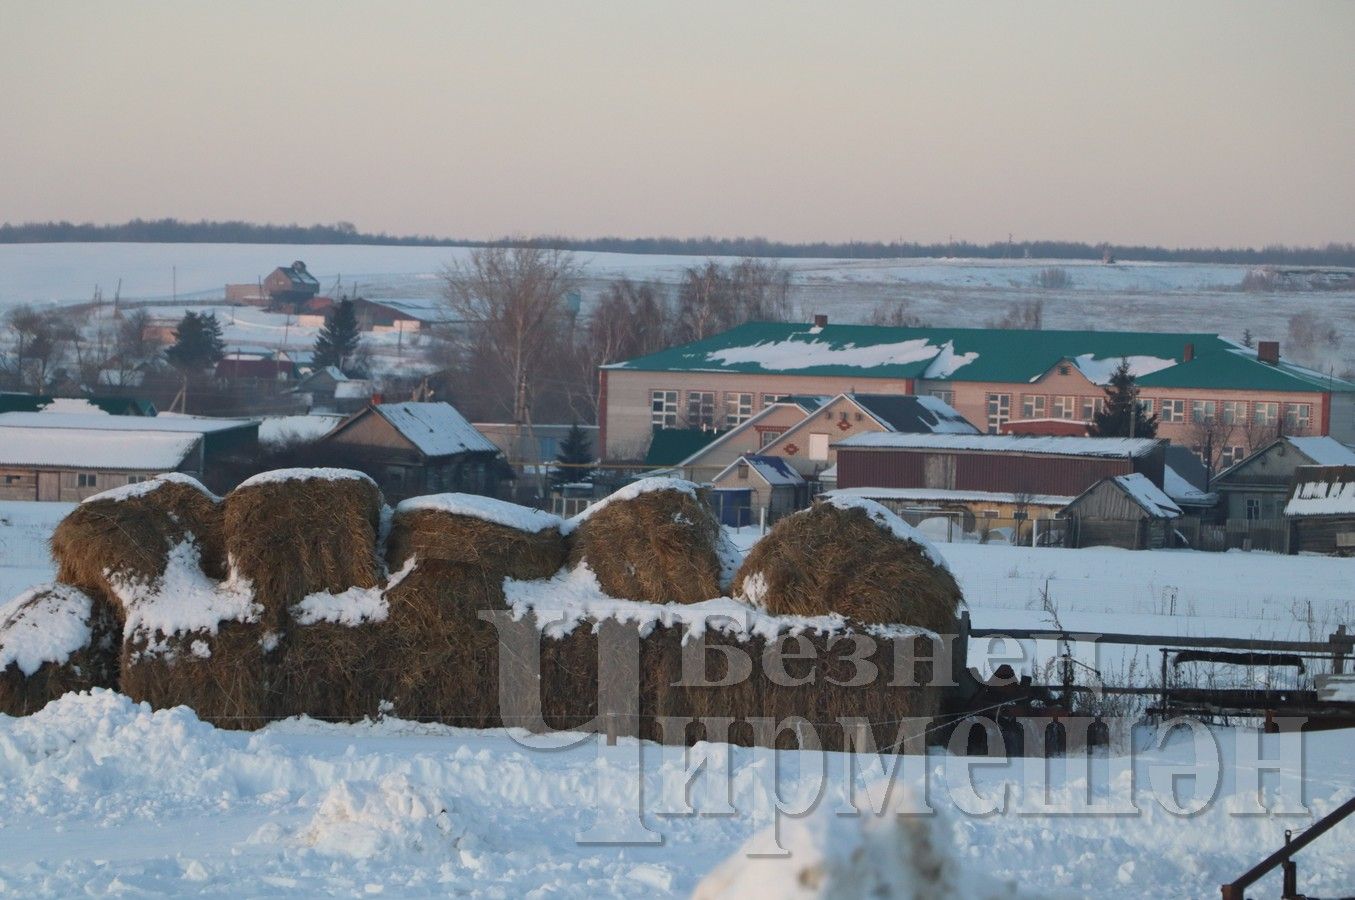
[386,494,567,579]
[223,468,383,628]
[732,497,962,633]
[0,583,120,716]
[49,473,225,613]
[566,478,727,604]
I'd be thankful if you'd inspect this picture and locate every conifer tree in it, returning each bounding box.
[313,298,361,373]
[165,311,226,372]
[1090,358,1158,438]
[550,422,595,486]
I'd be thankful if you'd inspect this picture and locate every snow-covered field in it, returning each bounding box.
[4,242,1355,352]
[1,501,1353,896]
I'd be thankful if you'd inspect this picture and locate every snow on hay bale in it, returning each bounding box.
[0,584,119,716]
[565,477,731,604]
[379,495,567,725]
[116,542,272,728]
[49,473,225,616]
[733,496,963,634]
[222,468,383,628]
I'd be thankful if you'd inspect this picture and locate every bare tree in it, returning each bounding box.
[1186,412,1237,484]
[3,305,67,391]
[673,258,794,343]
[441,245,580,424]
[867,297,924,327]
[987,298,1044,330]
[1285,311,1341,370]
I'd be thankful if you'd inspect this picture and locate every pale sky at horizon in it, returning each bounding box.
[1,1,1352,248]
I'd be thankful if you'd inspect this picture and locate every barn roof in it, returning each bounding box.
[370,402,498,457]
[715,454,804,487]
[0,424,199,470]
[849,394,979,434]
[1285,466,1355,517]
[835,432,1162,458]
[0,411,255,435]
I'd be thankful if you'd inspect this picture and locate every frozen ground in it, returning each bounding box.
[1,504,1353,896]
[3,243,1354,354]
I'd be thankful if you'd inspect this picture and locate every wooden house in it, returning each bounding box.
[320,401,505,501]
[1284,465,1355,555]
[709,454,805,526]
[1061,473,1182,550]
[1211,436,1355,522]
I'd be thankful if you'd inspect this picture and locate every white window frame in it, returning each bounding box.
[1221,400,1247,425]
[686,391,717,429]
[1160,399,1186,423]
[929,389,955,406]
[650,390,678,428]
[1253,401,1279,427]
[1081,396,1105,420]
[1191,400,1217,424]
[1021,394,1047,419]
[986,393,1011,434]
[1052,395,1076,419]
[724,392,753,428]
[1284,403,1312,432]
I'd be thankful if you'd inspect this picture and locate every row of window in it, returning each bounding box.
[650,390,769,429]
[2,472,151,489]
[983,392,1313,434]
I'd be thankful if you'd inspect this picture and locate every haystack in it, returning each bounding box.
[116,546,271,729]
[733,497,962,634]
[567,478,728,604]
[49,473,225,615]
[223,468,383,628]
[0,584,119,716]
[379,495,567,725]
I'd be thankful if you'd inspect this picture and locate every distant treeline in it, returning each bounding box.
[3,218,1354,267]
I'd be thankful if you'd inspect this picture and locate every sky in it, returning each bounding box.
[1,1,1352,248]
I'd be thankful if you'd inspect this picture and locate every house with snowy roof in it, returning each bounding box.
[320,401,505,501]
[1211,435,1355,522]
[1284,465,1355,555]
[597,318,1355,463]
[1062,473,1182,550]
[709,454,806,526]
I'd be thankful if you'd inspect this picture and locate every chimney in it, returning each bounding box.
[1257,341,1280,365]
[1183,342,1194,362]
[813,313,828,328]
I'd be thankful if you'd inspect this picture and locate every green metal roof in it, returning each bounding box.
[1135,350,1355,393]
[606,322,1350,393]
[644,427,727,466]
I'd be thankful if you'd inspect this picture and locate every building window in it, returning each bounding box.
[1253,401,1279,427]
[1219,445,1247,469]
[724,392,753,428]
[127,475,149,484]
[3,474,21,485]
[1284,403,1312,433]
[77,473,97,488]
[1221,400,1247,425]
[1245,498,1262,521]
[759,428,785,448]
[1160,399,1186,423]
[1138,398,1155,418]
[1021,394,1047,419]
[686,391,717,429]
[1052,395,1076,419]
[736,463,749,480]
[1191,400,1217,423]
[650,390,678,428]
[761,393,790,408]
[930,390,955,406]
[1080,396,1105,420]
[986,393,1011,434]
[808,433,830,461]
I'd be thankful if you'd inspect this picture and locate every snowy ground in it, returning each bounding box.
[1,504,1353,897]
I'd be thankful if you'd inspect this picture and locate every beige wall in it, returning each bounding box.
[676,404,810,482]
[0,467,171,502]
[761,395,894,477]
[602,370,913,460]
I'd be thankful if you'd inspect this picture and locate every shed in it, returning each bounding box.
[1212,436,1355,522]
[1062,473,1182,550]
[1284,465,1355,555]
[710,454,806,526]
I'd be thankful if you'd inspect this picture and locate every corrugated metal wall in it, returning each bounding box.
[837,448,1137,497]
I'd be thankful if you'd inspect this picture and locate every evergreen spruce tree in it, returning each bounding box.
[313,298,361,373]
[1241,328,1254,348]
[550,422,595,486]
[1090,358,1158,438]
[165,311,226,372]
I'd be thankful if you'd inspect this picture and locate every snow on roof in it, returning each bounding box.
[1288,437,1355,467]
[0,411,256,434]
[1163,465,1216,506]
[396,493,563,533]
[258,414,344,446]
[703,336,949,373]
[0,583,97,676]
[715,455,803,487]
[920,340,979,378]
[333,380,375,399]
[835,432,1161,458]
[563,476,699,534]
[1070,353,1177,385]
[826,486,1074,507]
[37,397,110,415]
[1109,473,1182,518]
[0,425,199,469]
[850,394,979,435]
[372,402,498,457]
[818,464,838,480]
[817,495,950,569]
[237,467,375,489]
[1285,467,1355,517]
[81,472,219,505]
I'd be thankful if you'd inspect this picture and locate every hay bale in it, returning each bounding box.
[733,496,962,633]
[117,556,271,729]
[386,494,566,579]
[0,584,119,716]
[223,468,383,628]
[49,473,224,614]
[566,477,728,604]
